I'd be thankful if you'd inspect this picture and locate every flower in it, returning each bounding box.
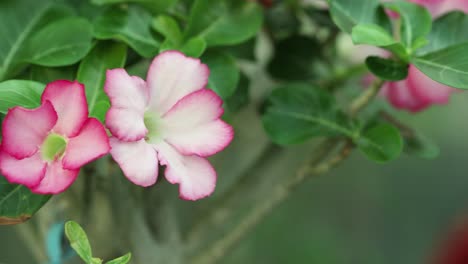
[410,0,468,17]
[105,51,234,200]
[0,80,110,194]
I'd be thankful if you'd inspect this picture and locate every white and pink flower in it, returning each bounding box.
[105,51,234,200]
[0,80,110,194]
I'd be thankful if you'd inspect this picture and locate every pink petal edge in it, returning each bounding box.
[0,150,46,188]
[30,161,79,195]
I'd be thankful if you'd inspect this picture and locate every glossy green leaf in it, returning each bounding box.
[0,80,44,114]
[77,41,127,121]
[262,83,355,145]
[93,6,160,58]
[0,0,53,80]
[384,1,432,51]
[65,221,94,263]
[181,37,206,57]
[201,50,240,99]
[152,15,183,46]
[357,124,403,163]
[91,0,177,14]
[351,24,408,60]
[329,0,382,33]
[106,253,131,264]
[419,11,468,54]
[365,56,408,81]
[267,35,321,81]
[412,43,468,89]
[185,0,224,38]
[0,177,51,225]
[21,17,93,66]
[29,65,76,84]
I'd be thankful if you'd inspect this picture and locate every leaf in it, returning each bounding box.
[91,0,177,14]
[267,35,321,81]
[65,221,94,263]
[201,50,240,99]
[351,24,408,60]
[152,15,183,46]
[28,65,76,84]
[404,131,439,160]
[265,3,300,40]
[93,6,160,58]
[21,17,93,66]
[412,43,468,89]
[77,41,127,121]
[357,123,403,163]
[384,0,432,51]
[180,37,206,57]
[418,11,468,54]
[329,0,382,33]
[365,56,408,81]
[0,177,51,225]
[106,253,131,264]
[225,72,250,113]
[0,80,44,114]
[0,0,53,80]
[262,83,355,145]
[185,1,262,46]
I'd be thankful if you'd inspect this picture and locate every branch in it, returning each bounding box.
[350,78,385,116]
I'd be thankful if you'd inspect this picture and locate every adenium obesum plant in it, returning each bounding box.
[105,51,234,200]
[411,0,468,17]
[0,81,110,194]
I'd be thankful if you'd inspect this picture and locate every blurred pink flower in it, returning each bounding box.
[0,81,110,194]
[410,0,468,17]
[105,51,234,201]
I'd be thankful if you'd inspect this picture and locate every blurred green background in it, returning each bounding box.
[1,93,467,264]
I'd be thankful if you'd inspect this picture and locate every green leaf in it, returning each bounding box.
[357,123,403,163]
[77,41,127,121]
[412,43,468,89]
[265,3,300,40]
[29,65,76,84]
[351,24,408,60]
[93,6,160,58]
[262,83,355,145]
[201,50,240,99]
[106,253,131,264]
[267,35,321,81]
[152,15,183,46]
[419,11,468,54]
[91,0,177,14]
[404,131,439,160]
[0,0,53,80]
[0,80,44,114]
[65,221,94,263]
[181,37,206,57]
[0,177,51,225]
[225,72,250,113]
[185,1,262,46]
[21,17,93,66]
[384,1,432,51]
[365,56,408,81]
[329,0,382,33]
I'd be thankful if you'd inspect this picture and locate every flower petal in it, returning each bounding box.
[0,151,46,188]
[41,80,88,137]
[2,101,57,159]
[156,142,216,200]
[160,89,233,157]
[62,118,110,170]
[387,79,427,112]
[407,65,454,106]
[109,138,158,187]
[30,161,79,194]
[105,69,149,141]
[146,50,209,114]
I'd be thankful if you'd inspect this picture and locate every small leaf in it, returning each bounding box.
[185,0,224,38]
[329,0,382,33]
[384,0,432,51]
[152,15,183,46]
[77,41,127,121]
[365,56,408,81]
[201,50,240,99]
[0,177,51,225]
[262,83,356,145]
[65,221,94,263]
[357,124,403,163]
[106,253,131,264]
[351,24,408,60]
[404,131,439,160]
[21,17,93,66]
[91,0,177,14]
[29,65,76,84]
[93,6,160,58]
[225,72,250,113]
[181,37,206,57]
[412,43,468,89]
[0,80,44,114]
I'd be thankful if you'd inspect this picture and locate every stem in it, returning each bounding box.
[191,78,385,263]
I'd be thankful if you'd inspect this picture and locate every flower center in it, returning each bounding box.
[144,112,162,143]
[41,133,67,161]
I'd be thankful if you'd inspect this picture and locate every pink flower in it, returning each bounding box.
[0,81,110,194]
[105,51,234,200]
[410,0,468,17]
[382,65,455,112]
